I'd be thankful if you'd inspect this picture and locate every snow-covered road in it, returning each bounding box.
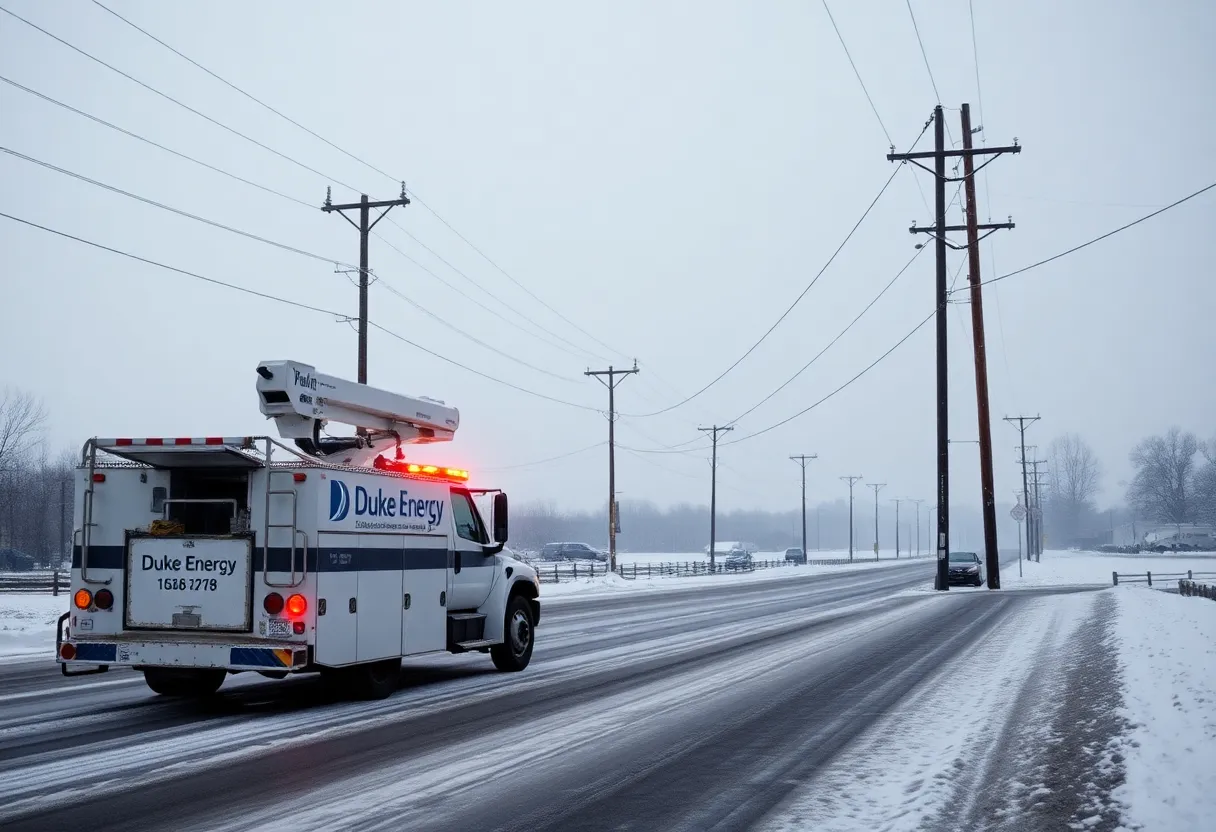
[0,553,1210,831]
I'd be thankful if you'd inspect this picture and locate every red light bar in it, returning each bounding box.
[373,456,469,482]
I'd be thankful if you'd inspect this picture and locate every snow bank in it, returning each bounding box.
[0,594,65,662]
[1112,586,1216,832]
[999,550,1216,589]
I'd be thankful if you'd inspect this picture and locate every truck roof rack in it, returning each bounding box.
[89,437,263,470]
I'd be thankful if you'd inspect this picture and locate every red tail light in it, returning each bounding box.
[292,621,305,635]
[286,594,307,617]
[60,643,77,661]
[94,588,114,610]
[92,473,106,483]
[263,593,284,615]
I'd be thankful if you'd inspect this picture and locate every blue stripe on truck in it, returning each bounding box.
[73,643,118,662]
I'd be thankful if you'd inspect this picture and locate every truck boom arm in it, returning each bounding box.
[256,360,458,461]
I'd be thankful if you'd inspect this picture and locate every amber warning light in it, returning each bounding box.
[373,455,469,482]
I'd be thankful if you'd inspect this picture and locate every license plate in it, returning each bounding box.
[267,618,291,639]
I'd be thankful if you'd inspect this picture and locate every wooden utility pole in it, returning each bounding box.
[1030,459,1048,561]
[790,454,817,559]
[840,476,863,562]
[586,363,639,572]
[890,498,902,558]
[890,106,1019,591]
[322,184,411,384]
[960,103,1016,589]
[700,425,733,572]
[867,482,886,559]
[1005,415,1041,563]
[909,498,925,556]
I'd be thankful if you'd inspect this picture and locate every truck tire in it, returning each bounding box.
[143,667,226,697]
[491,594,535,672]
[349,659,401,700]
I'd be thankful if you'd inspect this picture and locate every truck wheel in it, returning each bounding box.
[350,659,401,700]
[143,667,226,697]
[491,594,535,672]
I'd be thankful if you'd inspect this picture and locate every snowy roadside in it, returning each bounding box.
[541,555,924,601]
[0,594,64,663]
[1112,586,1216,832]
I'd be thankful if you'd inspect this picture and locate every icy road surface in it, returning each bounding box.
[0,555,1201,831]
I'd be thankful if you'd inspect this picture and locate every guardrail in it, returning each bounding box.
[1112,570,1216,587]
[1178,580,1216,600]
[0,570,66,594]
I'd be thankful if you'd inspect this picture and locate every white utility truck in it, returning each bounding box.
[57,360,541,700]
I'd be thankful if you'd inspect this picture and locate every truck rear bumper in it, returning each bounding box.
[58,640,309,671]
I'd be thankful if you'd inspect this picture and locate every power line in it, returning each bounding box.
[0,146,353,268]
[0,211,605,413]
[0,4,362,194]
[821,0,891,146]
[1,73,608,377]
[620,158,912,419]
[967,181,1216,291]
[727,246,926,426]
[90,0,398,185]
[1,146,580,383]
[0,74,315,209]
[85,0,625,363]
[905,0,943,105]
[482,442,606,472]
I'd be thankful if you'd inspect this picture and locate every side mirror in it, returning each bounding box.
[492,492,509,543]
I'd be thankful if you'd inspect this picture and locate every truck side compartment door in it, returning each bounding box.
[315,532,358,667]
[355,533,403,662]
[402,534,448,655]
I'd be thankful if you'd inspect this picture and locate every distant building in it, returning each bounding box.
[0,548,36,571]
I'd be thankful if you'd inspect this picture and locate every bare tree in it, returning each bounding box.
[0,388,48,467]
[1194,434,1216,526]
[1046,433,1102,541]
[1127,427,1200,523]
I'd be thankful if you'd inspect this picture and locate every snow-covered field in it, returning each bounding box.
[999,549,1216,589]
[1113,585,1216,832]
[0,594,64,662]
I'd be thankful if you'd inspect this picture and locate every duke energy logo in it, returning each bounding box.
[329,480,351,522]
[326,478,445,530]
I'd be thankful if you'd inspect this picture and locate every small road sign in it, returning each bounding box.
[1010,503,1027,523]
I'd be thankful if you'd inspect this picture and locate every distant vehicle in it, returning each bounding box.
[705,541,756,556]
[723,550,754,571]
[784,547,806,564]
[539,542,607,562]
[947,551,984,586]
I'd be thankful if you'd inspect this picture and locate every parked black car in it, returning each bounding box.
[947,551,984,586]
[784,547,806,564]
[539,542,608,562]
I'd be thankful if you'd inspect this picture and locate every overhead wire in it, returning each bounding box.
[726,246,927,426]
[965,181,1216,291]
[821,0,891,146]
[482,442,606,472]
[85,0,626,363]
[0,73,600,376]
[0,146,582,383]
[618,152,915,419]
[0,211,606,412]
[0,4,362,193]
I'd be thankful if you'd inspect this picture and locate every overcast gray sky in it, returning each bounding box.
[2,0,1213,515]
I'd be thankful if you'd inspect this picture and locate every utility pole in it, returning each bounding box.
[790,454,817,559]
[1030,459,1048,561]
[321,183,411,384]
[1005,415,1041,563]
[700,425,734,572]
[60,478,68,569]
[890,498,902,558]
[960,103,1017,590]
[840,476,863,562]
[867,483,886,559]
[586,363,640,572]
[909,498,924,557]
[891,106,1020,592]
